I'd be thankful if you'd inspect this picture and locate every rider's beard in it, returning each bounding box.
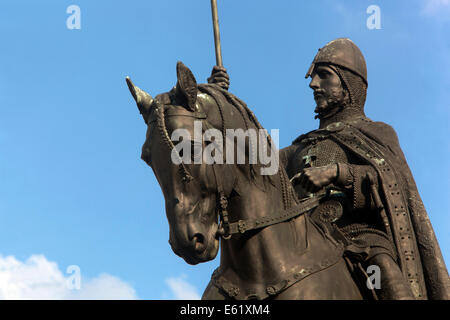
[313,88,347,120]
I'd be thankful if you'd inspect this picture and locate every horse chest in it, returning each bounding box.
[211,216,345,300]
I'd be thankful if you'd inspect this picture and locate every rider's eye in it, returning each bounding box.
[318,70,329,78]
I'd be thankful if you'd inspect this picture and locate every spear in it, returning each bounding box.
[210,0,223,67]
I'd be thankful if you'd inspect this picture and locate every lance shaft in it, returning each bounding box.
[210,0,223,67]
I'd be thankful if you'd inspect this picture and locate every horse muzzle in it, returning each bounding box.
[169,227,219,265]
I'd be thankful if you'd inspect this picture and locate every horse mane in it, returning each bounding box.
[198,84,298,208]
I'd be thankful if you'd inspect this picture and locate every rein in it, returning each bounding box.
[216,186,323,239]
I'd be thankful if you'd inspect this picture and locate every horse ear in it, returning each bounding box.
[126,76,153,124]
[176,61,197,112]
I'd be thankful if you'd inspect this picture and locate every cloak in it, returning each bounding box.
[288,118,450,299]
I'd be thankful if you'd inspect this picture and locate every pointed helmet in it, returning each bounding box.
[305,38,368,86]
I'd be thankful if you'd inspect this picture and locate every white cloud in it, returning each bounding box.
[166,275,201,300]
[0,254,137,300]
[69,273,137,300]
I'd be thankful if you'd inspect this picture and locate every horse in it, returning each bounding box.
[126,62,364,300]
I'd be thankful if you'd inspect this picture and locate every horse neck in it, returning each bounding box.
[219,169,306,282]
[227,172,288,222]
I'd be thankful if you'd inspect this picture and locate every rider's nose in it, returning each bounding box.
[309,74,320,90]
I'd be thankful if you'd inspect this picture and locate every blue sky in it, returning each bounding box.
[0,0,448,299]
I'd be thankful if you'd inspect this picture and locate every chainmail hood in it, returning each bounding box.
[330,64,368,111]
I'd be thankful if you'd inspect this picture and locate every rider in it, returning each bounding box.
[207,38,450,300]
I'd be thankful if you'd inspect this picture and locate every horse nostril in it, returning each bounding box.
[192,233,205,253]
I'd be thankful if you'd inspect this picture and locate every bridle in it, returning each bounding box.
[151,95,235,240]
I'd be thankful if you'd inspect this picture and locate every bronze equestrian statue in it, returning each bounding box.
[127,38,449,299]
[127,61,366,299]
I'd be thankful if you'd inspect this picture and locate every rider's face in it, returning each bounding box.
[309,64,347,118]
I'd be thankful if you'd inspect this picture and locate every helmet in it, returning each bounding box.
[305,38,368,86]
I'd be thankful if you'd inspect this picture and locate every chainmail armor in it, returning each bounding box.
[289,132,395,261]
[333,65,367,111]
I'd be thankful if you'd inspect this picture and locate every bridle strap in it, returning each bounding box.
[211,161,233,240]
[222,195,323,237]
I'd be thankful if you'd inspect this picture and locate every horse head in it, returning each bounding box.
[127,62,238,265]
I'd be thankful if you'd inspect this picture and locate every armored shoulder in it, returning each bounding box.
[292,129,321,145]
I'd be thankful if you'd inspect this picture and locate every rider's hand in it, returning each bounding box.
[290,164,338,193]
[207,65,230,90]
